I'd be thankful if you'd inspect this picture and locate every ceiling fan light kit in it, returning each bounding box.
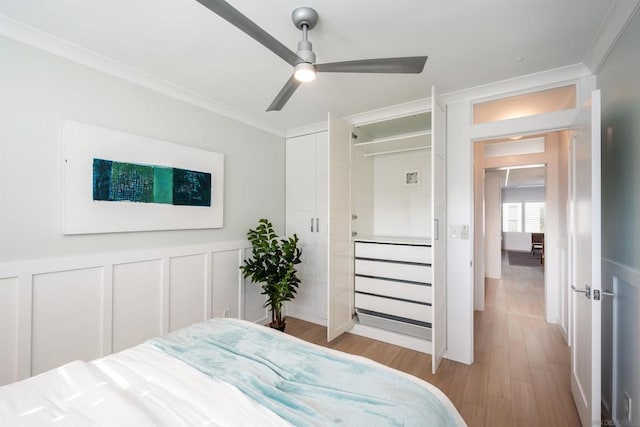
[196,0,428,111]
[294,63,317,82]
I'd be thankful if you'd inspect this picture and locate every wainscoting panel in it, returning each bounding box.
[211,250,241,319]
[112,259,163,353]
[0,240,269,386]
[602,259,640,423]
[241,247,269,323]
[169,254,208,332]
[0,277,19,385]
[31,267,104,376]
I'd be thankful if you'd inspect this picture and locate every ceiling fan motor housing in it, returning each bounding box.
[297,40,316,64]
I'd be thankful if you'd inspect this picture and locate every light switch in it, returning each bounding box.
[450,225,460,239]
[460,224,470,240]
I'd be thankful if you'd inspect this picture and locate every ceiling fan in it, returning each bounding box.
[195,0,428,111]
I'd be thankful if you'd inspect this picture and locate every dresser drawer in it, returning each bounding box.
[355,293,432,323]
[355,242,431,264]
[355,276,432,304]
[355,259,432,284]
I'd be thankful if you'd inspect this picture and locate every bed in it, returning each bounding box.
[0,318,466,426]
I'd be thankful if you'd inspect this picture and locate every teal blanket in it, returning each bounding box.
[150,319,459,426]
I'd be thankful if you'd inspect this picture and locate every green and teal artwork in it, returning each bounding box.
[93,158,211,207]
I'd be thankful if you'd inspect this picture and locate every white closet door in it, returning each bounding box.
[286,134,318,316]
[327,113,354,341]
[431,86,447,373]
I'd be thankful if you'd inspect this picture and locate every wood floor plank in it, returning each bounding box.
[511,380,540,427]
[485,394,513,427]
[531,368,570,427]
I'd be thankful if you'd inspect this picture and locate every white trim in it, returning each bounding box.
[0,240,249,278]
[0,15,284,138]
[285,122,328,138]
[602,258,640,290]
[345,98,431,127]
[284,309,327,327]
[470,109,578,141]
[442,65,590,105]
[583,0,640,73]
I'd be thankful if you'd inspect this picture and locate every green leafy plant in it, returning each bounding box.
[240,219,302,330]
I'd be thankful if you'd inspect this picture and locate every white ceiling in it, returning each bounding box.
[0,0,617,133]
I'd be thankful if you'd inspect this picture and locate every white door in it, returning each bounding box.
[327,113,354,341]
[431,87,447,373]
[285,133,329,321]
[286,134,320,316]
[570,89,602,426]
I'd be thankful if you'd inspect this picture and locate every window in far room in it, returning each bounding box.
[502,201,545,233]
[524,202,545,233]
[502,202,522,232]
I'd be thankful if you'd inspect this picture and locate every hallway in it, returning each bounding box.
[467,254,579,426]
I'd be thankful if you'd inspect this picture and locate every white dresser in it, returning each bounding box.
[354,237,433,341]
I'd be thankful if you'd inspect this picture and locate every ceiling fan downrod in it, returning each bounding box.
[292,7,318,64]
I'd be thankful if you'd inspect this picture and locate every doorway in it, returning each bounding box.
[473,131,571,338]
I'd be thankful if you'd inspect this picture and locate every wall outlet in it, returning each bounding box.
[623,391,632,422]
[223,308,231,318]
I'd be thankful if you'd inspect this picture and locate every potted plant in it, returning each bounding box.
[240,219,302,331]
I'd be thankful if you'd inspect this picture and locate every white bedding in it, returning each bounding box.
[0,319,466,426]
[0,344,289,426]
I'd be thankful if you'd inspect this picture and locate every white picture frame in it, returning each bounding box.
[63,120,224,234]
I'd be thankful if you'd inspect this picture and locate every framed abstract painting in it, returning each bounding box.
[63,120,224,234]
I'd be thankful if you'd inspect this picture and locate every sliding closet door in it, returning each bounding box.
[431,86,447,373]
[327,113,354,341]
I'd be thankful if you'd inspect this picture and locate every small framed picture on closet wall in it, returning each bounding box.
[404,170,421,186]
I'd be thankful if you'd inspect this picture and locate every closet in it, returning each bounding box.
[350,110,434,344]
[286,87,446,372]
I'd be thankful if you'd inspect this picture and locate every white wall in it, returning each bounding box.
[597,9,640,423]
[0,37,281,385]
[0,37,285,262]
[372,150,431,237]
[445,101,474,364]
[484,171,502,279]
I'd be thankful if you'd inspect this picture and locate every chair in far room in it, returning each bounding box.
[531,232,544,264]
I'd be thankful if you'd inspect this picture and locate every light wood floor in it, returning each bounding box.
[285,255,580,426]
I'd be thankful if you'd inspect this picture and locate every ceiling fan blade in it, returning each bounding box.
[267,75,302,111]
[316,56,428,74]
[195,0,303,66]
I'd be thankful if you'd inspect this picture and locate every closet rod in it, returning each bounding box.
[354,130,432,147]
[363,146,430,158]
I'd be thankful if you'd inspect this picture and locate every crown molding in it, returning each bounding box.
[345,98,431,127]
[285,121,328,139]
[0,15,285,138]
[582,0,640,73]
